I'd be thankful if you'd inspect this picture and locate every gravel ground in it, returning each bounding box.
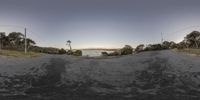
[0,50,200,100]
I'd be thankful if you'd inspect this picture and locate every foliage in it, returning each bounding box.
[169,41,177,49]
[120,45,133,55]
[67,40,72,50]
[108,51,120,56]
[144,44,167,51]
[162,41,177,49]
[72,50,82,56]
[0,50,42,57]
[0,32,36,51]
[174,48,200,55]
[101,52,108,56]
[29,46,60,54]
[135,44,144,52]
[184,31,200,48]
[102,51,121,56]
[162,41,170,49]
[58,48,67,54]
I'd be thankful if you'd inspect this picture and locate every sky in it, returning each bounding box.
[0,0,200,49]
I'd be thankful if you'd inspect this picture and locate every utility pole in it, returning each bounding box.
[25,28,27,54]
[161,32,164,44]
[0,33,1,50]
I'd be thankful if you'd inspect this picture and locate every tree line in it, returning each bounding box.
[135,31,200,52]
[0,32,83,55]
[0,32,35,51]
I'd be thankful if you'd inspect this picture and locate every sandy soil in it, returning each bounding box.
[0,50,200,100]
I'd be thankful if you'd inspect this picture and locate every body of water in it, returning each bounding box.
[81,50,114,57]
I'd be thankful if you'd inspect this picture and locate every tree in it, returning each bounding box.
[73,50,82,56]
[67,40,72,51]
[121,45,133,55]
[177,41,186,49]
[144,44,165,51]
[135,44,144,52]
[162,41,170,49]
[169,41,177,49]
[22,38,36,48]
[185,31,200,48]
[59,48,67,54]
[0,32,6,49]
[8,32,24,47]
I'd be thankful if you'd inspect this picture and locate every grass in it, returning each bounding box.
[0,50,43,57]
[173,48,200,55]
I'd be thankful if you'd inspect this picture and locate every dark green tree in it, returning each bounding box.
[185,31,200,48]
[135,44,144,52]
[121,45,133,55]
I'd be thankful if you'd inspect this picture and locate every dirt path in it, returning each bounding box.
[0,50,200,100]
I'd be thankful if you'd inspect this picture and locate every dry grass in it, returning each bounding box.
[173,48,200,55]
[0,50,43,57]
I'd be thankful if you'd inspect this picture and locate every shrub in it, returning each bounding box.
[101,52,108,56]
[121,45,133,55]
[73,50,82,56]
[135,44,144,52]
[58,48,66,54]
[169,41,177,49]
[143,44,168,51]
[177,44,184,50]
[108,51,120,56]
[67,50,73,55]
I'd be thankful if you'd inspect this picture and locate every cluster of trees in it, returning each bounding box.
[0,32,35,51]
[178,31,200,49]
[102,45,133,56]
[0,32,74,55]
[135,31,200,52]
[135,41,177,52]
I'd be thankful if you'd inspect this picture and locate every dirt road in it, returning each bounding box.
[0,50,200,100]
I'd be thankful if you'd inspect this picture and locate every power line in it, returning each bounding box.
[166,26,200,36]
[163,25,200,42]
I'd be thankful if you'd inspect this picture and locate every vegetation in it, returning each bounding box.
[101,52,108,56]
[135,44,144,52]
[0,32,69,55]
[174,48,200,55]
[178,31,200,49]
[134,31,200,55]
[174,31,200,55]
[66,40,72,51]
[162,41,177,49]
[108,51,120,56]
[120,45,133,55]
[0,50,42,57]
[2,30,200,57]
[59,48,67,54]
[72,50,82,56]
[135,43,167,53]
[0,32,35,51]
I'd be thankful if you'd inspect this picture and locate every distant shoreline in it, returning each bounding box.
[80,48,120,51]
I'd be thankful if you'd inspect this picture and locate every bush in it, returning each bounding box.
[177,44,184,50]
[121,45,133,55]
[73,50,82,56]
[67,50,73,55]
[143,44,169,51]
[58,48,66,54]
[135,44,144,52]
[108,51,120,56]
[170,42,177,49]
[101,52,108,56]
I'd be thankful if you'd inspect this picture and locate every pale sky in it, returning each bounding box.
[0,0,200,49]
